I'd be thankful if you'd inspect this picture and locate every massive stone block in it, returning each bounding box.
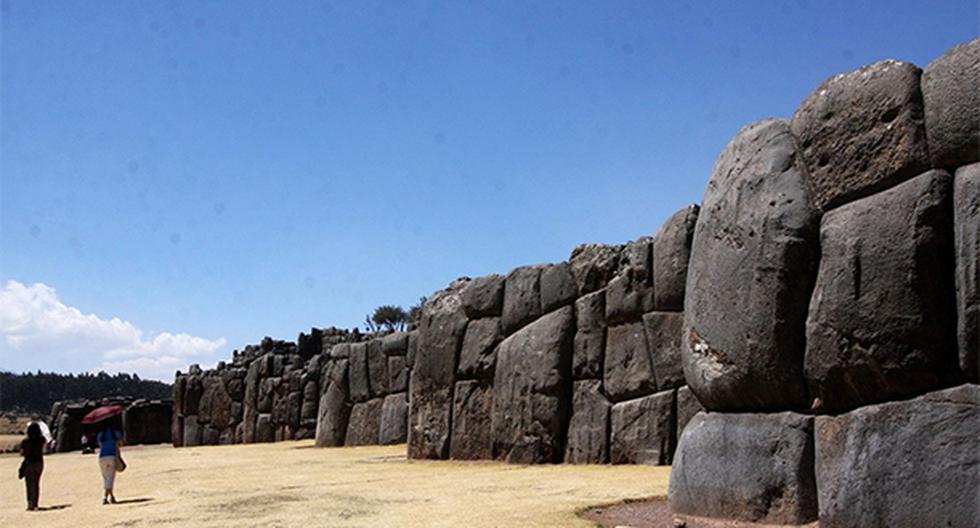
[669,412,817,524]
[382,331,409,356]
[300,380,319,425]
[379,393,408,445]
[572,290,606,379]
[242,360,261,443]
[501,265,543,334]
[684,119,819,411]
[603,322,656,402]
[540,261,577,312]
[348,342,371,403]
[450,380,494,460]
[408,282,468,459]
[675,385,704,440]
[922,39,980,168]
[491,306,574,464]
[955,163,980,381]
[461,274,505,319]
[366,339,390,398]
[387,355,408,393]
[563,380,610,464]
[653,205,699,311]
[569,243,622,295]
[815,384,979,528]
[346,398,384,446]
[199,377,233,431]
[182,415,202,446]
[642,312,685,391]
[254,413,275,443]
[609,390,675,465]
[791,60,930,210]
[315,359,351,448]
[457,317,500,381]
[806,170,958,412]
[604,274,654,326]
[183,375,203,416]
[257,377,276,414]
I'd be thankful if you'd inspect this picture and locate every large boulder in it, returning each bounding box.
[540,262,577,312]
[460,274,505,319]
[609,390,675,465]
[491,306,574,463]
[669,411,817,524]
[381,331,409,356]
[387,355,408,393]
[348,342,371,403]
[563,380,610,464]
[955,163,980,381]
[366,339,390,398]
[572,290,606,379]
[315,359,351,448]
[182,416,202,446]
[457,317,500,381]
[254,413,275,443]
[449,380,494,460]
[198,377,233,431]
[684,119,819,411]
[806,170,958,412]
[653,205,699,310]
[345,398,384,446]
[242,360,261,443]
[922,39,980,168]
[791,60,930,210]
[603,322,656,402]
[408,282,468,459]
[379,393,408,445]
[815,384,979,528]
[675,385,704,440]
[642,312,685,391]
[569,243,622,295]
[501,265,543,334]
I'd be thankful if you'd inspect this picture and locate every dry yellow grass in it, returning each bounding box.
[1,440,670,527]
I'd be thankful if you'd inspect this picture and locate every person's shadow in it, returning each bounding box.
[35,504,72,511]
[111,498,154,506]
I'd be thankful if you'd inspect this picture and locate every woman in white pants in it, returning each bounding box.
[96,425,124,505]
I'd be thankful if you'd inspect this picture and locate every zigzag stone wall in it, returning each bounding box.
[668,39,979,527]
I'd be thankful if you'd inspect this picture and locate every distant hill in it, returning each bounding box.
[0,371,172,415]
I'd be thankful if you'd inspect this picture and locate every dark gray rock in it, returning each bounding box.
[406,331,418,370]
[806,170,958,412]
[573,290,606,379]
[408,282,468,459]
[815,384,979,528]
[450,380,494,460]
[642,312,685,390]
[202,425,220,445]
[382,332,409,356]
[955,163,980,381]
[540,262,578,312]
[609,390,675,465]
[348,342,371,403]
[792,60,930,210]
[461,274,505,319]
[569,243,622,295]
[501,265,543,335]
[675,385,704,440]
[329,342,350,359]
[367,339,390,398]
[257,377,275,414]
[171,414,183,448]
[301,380,319,424]
[172,375,186,419]
[254,413,275,443]
[603,322,656,402]
[491,306,574,463]
[242,360,261,443]
[923,39,980,168]
[315,359,351,448]
[684,119,819,412]
[379,393,408,445]
[604,274,653,325]
[387,355,408,393]
[620,236,653,282]
[669,412,817,524]
[457,317,500,381]
[346,398,384,446]
[183,375,203,416]
[653,205,699,311]
[563,380,610,464]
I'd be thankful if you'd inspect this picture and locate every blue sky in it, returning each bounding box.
[1,1,977,381]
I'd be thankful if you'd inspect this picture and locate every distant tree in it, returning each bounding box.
[371,305,408,332]
[0,370,172,415]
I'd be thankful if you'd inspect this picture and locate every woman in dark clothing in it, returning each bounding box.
[20,422,45,511]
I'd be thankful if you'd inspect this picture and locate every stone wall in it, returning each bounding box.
[49,397,172,452]
[668,39,979,527]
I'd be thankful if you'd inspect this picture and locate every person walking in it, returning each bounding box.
[96,423,125,505]
[19,422,45,511]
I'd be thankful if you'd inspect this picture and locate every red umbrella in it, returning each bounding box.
[81,405,126,425]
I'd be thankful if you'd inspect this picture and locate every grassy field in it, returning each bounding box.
[1,440,670,527]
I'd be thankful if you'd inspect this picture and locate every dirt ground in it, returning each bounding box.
[582,498,820,528]
[1,440,671,527]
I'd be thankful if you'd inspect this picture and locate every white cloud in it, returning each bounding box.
[0,280,226,381]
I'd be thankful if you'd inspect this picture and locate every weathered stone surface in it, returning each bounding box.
[172,375,186,418]
[815,384,979,528]
[171,414,183,448]
[569,243,622,296]
[806,170,958,412]
[348,342,371,403]
[450,380,494,460]
[242,361,261,443]
[405,331,418,370]
[620,236,653,282]
[387,355,408,393]
[684,119,819,412]
[669,412,817,524]
[491,306,574,463]
[955,163,980,381]
[382,331,409,356]
[183,375,203,416]
[573,290,606,379]
[653,205,699,311]
[457,317,500,381]
[461,274,505,319]
[540,261,577,312]
[603,322,656,402]
[124,401,172,445]
[610,390,675,465]
[642,312,685,390]
[199,377,233,431]
[301,380,319,423]
[604,275,652,326]
[501,265,543,334]
[923,39,980,168]
[366,339,389,398]
[379,393,408,445]
[202,425,220,445]
[408,282,468,459]
[791,60,930,210]
[254,413,275,443]
[564,380,610,464]
[257,378,275,414]
[315,359,351,447]
[675,385,704,440]
[346,398,383,446]
[329,342,350,359]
